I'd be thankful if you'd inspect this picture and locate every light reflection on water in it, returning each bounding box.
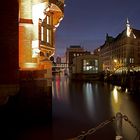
[52,75,140,139]
[110,85,140,139]
[52,75,70,104]
[112,86,119,104]
[83,83,95,120]
[111,86,122,114]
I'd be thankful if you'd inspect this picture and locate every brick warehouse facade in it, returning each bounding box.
[100,19,140,73]
[19,0,64,79]
[0,0,64,105]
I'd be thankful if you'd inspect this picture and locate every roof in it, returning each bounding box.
[70,45,81,48]
[100,20,140,49]
[115,28,140,41]
[133,28,140,38]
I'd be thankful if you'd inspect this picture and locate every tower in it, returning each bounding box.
[126,18,131,37]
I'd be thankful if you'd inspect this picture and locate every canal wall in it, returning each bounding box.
[104,72,140,93]
[0,78,52,139]
[70,73,102,81]
[70,71,140,94]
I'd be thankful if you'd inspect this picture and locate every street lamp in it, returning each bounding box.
[114,59,118,71]
[114,59,117,63]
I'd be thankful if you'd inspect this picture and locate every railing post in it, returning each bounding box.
[115,112,123,140]
[81,131,87,140]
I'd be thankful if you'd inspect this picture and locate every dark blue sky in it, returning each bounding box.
[55,0,140,56]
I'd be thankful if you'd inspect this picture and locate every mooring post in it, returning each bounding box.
[115,112,123,140]
[81,131,86,140]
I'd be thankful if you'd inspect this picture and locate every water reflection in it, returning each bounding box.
[111,86,122,114]
[52,75,70,104]
[112,86,119,104]
[52,75,140,140]
[83,83,95,120]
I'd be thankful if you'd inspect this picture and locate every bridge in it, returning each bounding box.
[52,63,69,74]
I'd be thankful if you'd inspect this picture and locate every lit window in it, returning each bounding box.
[83,59,98,73]
[83,60,86,65]
[47,16,50,24]
[41,26,44,41]
[132,58,134,63]
[95,59,98,66]
[130,58,134,63]
[124,58,127,64]
[47,29,49,43]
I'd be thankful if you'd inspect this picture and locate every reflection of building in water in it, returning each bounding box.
[52,75,70,103]
[83,83,95,120]
[19,0,64,78]
[100,19,140,72]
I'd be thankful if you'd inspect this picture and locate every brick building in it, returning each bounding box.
[100,19,140,73]
[19,0,64,78]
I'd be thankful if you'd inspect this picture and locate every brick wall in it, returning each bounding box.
[0,1,19,84]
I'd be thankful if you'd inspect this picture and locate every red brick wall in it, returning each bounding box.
[0,1,19,84]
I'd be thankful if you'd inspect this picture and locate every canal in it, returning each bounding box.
[52,74,140,140]
[0,74,140,140]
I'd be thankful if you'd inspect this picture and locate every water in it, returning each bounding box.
[0,75,140,140]
[52,74,140,140]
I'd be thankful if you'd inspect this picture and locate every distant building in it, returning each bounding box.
[60,55,66,63]
[52,55,68,74]
[66,45,90,73]
[93,47,101,56]
[56,56,61,64]
[72,54,102,74]
[100,19,140,73]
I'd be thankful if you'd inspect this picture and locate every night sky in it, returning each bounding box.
[55,0,140,56]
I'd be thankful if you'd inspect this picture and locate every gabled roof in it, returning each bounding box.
[114,29,126,41]
[100,20,140,49]
[133,28,140,38]
[105,28,140,43]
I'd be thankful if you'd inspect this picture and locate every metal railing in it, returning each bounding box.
[68,112,140,140]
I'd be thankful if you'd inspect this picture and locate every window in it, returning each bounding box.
[95,59,98,67]
[83,59,98,73]
[47,16,50,24]
[130,58,134,63]
[41,26,44,41]
[47,29,49,43]
[124,58,127,64]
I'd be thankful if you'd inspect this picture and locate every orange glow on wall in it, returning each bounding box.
[19,26,24,69]
[19,0,64,72]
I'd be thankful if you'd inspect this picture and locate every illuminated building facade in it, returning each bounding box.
[19,0,64,78]
[72,54,102,74]
[100,19,140,72]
